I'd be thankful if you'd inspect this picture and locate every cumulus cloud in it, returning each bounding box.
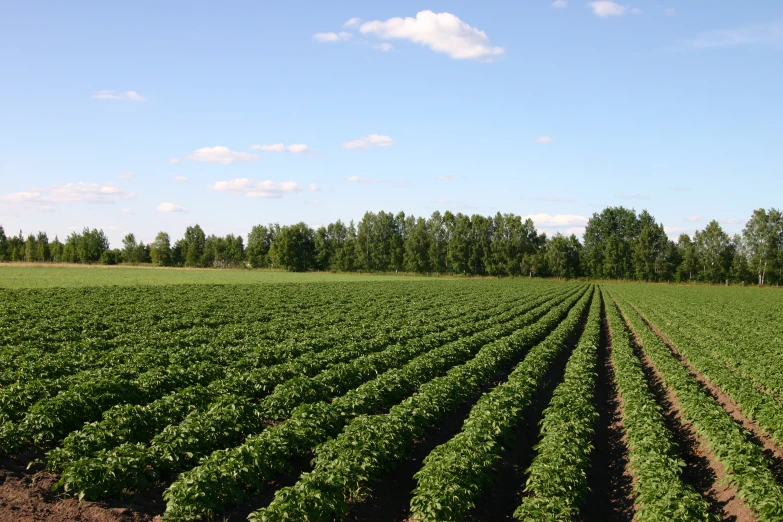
[720,217,743,225]
[313,31,352,42]
[187,146,259,164]
[587,1,630,17]
[374,43,394,52]
[683,21,783,50]
[0,182,135,211]
[306,199,322,205]
[156,202,187,213]
[535,136,554,144]
[344,17,362,28]
[173,176,189,182]
[664,7,676,16]
[523,213,589,227]
[208,178,315,198]
[250,143,311,154]
[116,172,135,179]
[169,157,181,164]
[664,226,689,237]
[342,134,395,149]
[553,0,568,7]
[358,11,504,61]
[683,215,702,223]
[617,193,650,200]
[92,90,147,101]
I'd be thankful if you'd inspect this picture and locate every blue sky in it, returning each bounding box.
[1,1,781,246]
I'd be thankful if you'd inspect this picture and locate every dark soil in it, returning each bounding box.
[581,298,635,522]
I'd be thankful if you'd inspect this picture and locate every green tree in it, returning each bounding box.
[743,208,782,286]
[35,231,50,262]
[24,234,36,262]
[404,217,431,273]
[182,225,206,267]
[122,233,138,263]
[0,225,7,261]
[583,206,640,279]
[150,232,172,266]
[247,224,276,268]
[694,220,732,283]
[273,222,315,271]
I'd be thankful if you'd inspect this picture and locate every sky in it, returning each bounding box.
[1,1,782,246]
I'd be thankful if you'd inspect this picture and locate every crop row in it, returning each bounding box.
[409,286,595,521]
[247,286,591,521]
[161,285,588,521]
[56,284,580,503]
[604,292,710,521]
[46,283,522,471]
[512,287,602,520]
[612,292,783,521]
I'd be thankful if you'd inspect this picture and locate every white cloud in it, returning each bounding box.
[0,182,135,210]
[250,143,310,154]
[720,217,742,225]
[664,7,676,16]
[187,146,259,164]
[208,178,313,198]
[117,172,135,179]
[358,10,504,61]
[587,1,629,18]
[523,213,589,227]
[664,226,689,237]
[437,175,468,181]
[156,202,187,213]
[92,90,147,102]
[173,176,189,182]
[308,183,320,191]
[346,176,380,184]
[683,215,702,223]
[342,134,395,149]
[344,17,362,28]
[122,208,133,214]
[169,157,181,164]
[669,186,691,192]
[552,0,568,8]
[617,193,650,200]
[683,21,783,50]
[535,136,554,144]
[374,43,394,52]
[306,199,322,205]
[313,31,352,42]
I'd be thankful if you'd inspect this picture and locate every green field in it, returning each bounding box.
[0,263,431,288]
[1,272,782,521]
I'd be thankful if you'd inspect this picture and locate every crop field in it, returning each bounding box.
[1,276,783,521]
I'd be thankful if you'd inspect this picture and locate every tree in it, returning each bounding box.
[122,233,138,263]
[273,222,315,272]
[404,217,431,273]
[583,207,640,279]
[428,211,447,274]
[743,208,782,286]
[35,231,50,262]
[694,220,732,283]
[247,224,276,268]
[546,233,582,279]
[0,225,7,261]
[24,234,36,262]
[150,232,172,266]
[182,225,206,267]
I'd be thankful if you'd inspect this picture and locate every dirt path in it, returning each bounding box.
[581,303,634,522]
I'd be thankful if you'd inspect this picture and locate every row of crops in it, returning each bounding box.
[1,280,783,520]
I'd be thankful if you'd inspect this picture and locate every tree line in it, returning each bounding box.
[1,207,782,285]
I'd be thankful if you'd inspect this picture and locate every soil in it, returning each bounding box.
[621,309,757,522]
[0,453,160,522]
[634,307,783,484]
[581,302,635,522]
